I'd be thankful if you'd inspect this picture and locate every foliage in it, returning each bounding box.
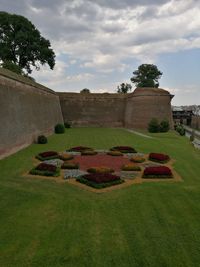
[64,122,71,128]
[68,146,93,152]
[0,11,55,74]
[1,60,23,74]
[148,118,160,133]
[149,153,170,163]
[121,164,141,171]
[107,150,123,156]
[160,119,170,132]
[61,162,79,169]
[37,135,48,144]
[110,146,137,153]
[80,88,90,93]
[143,166,173,178]
[176,125,185,136]
[59,153,74,161]
[36,151,59,161]
[130,64,162,88]
[81,150,97,155]
[30,163,60,176]
[55,124,65,134]
[131,157,145,163]
[77,177,123,189]
[87,167,114,174]
[117,83,132,94]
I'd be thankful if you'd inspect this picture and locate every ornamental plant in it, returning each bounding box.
[68,146,93,152]
[107,151,123,156]
[59,153,74,161]
[121,164,141,171]
[149,153,170,163]
[110,146,137,153]
[30,163,60,177]
[36,151,59,161]
[131,157,145,163]
[37,135,48,144]
[81,150,97,156]
[61,162,79,169]
[87,167,114,174]
[55,123,65,134]
[143,166,173,178]
[77,173,123,189]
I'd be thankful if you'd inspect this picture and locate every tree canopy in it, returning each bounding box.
[80,88,91,93]
[117,83,132,94]
[0,12,55,74]
[130,64,162,88]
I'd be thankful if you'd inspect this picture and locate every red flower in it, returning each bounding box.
[144,166,172,176]
[149,153,170,162]
[36,163,57,172]
[39,151,58,158]
[82,173,120,184]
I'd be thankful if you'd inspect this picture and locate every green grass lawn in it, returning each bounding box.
[0,127,200,267]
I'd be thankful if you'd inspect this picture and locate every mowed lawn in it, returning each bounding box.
[0,128,200,267]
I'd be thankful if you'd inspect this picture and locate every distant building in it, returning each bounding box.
[172,106,194,125]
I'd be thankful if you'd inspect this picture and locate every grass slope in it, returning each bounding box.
[0,128,200,267]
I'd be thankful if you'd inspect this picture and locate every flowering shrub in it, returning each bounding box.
[131,157,145,163]
[77,173,123,188]
[107,151,123,156]
[121,164,141,171]
[149,153,170,163]
[110,146,137,153]
[87,166,114,174]
[68,146,93,152]
[81,150,97,156]
[36,151,59,161]
[30,163,60,176]
[59,153,74,161]
[61,162,79,169]
[143,166,173,178]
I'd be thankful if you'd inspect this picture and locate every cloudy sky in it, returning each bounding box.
[1,0,200,105]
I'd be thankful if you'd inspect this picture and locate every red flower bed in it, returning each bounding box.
[111,146,137,153]
[73,154,130,172]
[39,151,58,158]
[149,153,170,163]
[68,146,93,152]
[82,173,121,184]
[143,166,172,178]
[36,163,57,172]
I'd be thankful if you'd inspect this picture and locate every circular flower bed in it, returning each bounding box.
[142,166,173,178]
[149,153,170,163]
[110,146,137,153]
[77,173,124,188]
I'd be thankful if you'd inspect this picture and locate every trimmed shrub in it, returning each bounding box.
[148,118,160,133]
[110,146,137,153]
[160,119,170,132]
[64,122,71,128]
[36,151,59,161]
[143,166,173,178]
[68,146,93,152]
[30,163,60,177]
[77,173,123,188]
[131,157,145,163]
[176,125,185,136]
[37,135,48,144]
[107,151,123,156]
[87,167,114,174]
[55,123,65,134]
[81,150,97,156]
[59,153,74,161]
[61,162,79,169]
[149,153,170,163]
[121,164,141,171]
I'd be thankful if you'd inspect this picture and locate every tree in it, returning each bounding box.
[0,12,55,74]
[130,64,162,88]
[80,88,91,93]
[117,83,132,94]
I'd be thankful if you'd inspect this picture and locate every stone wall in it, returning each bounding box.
[0,69,63,159]
[58,92,126,127]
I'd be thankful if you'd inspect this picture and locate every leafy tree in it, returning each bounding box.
[131,64,162,88]
[0,12,55,74]
[80,88,91,93]
[160,119,170,132]
[1,60,23,75]
[117,83,132,94]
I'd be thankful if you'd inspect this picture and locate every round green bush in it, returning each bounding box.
[55,124,65,134]
[37,135,48,144]
[148,118,160,133]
